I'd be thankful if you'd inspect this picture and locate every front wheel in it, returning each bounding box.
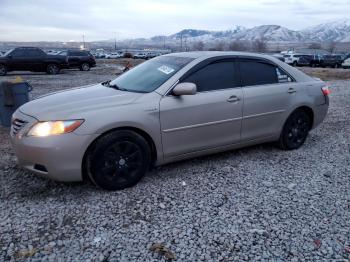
[278,109,311,150]
[86,130,151,190]
[0,64,7,76]
[46,64,60,75]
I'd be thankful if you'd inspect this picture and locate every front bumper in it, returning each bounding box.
[10,110,99,182]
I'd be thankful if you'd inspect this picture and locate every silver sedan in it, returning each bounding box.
[11,52,329,190]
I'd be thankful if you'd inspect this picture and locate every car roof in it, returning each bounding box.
[165,51,278,60]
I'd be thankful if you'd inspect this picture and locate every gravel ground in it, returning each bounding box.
[0,64,349,261]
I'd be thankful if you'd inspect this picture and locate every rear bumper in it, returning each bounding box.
[312,103,329,130]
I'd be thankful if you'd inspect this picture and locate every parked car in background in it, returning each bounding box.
[0,47,68,76]
[106,52,123,59]
[320,55,343,68]
[58,50,96,71]
[133,52,148,59]
[284,54,304,66]
[293,55,313,66]
[11,52,329,190]
[342,57,350,69]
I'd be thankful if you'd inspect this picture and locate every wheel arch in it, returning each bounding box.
[285,105,314,131]
[82,126,158,181]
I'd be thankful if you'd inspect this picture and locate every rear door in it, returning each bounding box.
[25,49,46,71]
[68,51,81,67]
[160,60,243,158]
[237,58,299,141]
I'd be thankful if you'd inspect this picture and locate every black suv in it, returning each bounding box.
[320,55,343,68]
[0,47,68,76]
[58,50,96,71]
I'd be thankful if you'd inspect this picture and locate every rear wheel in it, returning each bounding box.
[278,109,311,150]
[46,64,60,75]
[86,130,151,190]
[0,64,7,76]
[80,63,90,71]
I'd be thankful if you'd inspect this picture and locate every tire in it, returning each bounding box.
[292,61,298,67]
[0,64,7,76]
[86,130,151,191]
[278,109,312,150]
[46,64,60,75]
[80,63,90,71]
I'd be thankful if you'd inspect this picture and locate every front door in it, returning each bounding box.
[160,61,243,158]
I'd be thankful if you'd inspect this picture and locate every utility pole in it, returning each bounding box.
[180,32,183,51]
[114,33,117,51]
[82,34,85,49]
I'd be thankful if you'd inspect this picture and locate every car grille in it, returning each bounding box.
[11,119,28,136]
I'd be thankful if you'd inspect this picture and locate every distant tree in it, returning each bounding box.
[308,43,322,49]
[251,38,267,52]
[192,41,204,51]
[325,41,337,53]
[210,41,225,51]
[228,40,248,51]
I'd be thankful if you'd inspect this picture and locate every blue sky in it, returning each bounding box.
[0,0,349,41]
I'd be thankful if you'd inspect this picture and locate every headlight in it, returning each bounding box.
[27,120,84,137]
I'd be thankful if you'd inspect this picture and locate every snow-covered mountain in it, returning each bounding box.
[113,19,350,49]
[301,18,350,42]
[233,25,303,42]
[156,19,350,44]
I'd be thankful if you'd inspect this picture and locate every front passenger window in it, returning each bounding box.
[11,50,25,57]
[182,62,239,92]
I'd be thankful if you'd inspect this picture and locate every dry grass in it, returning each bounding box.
[299,67,350,81]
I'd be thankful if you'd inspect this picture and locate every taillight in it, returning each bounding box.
[321,86,331,96]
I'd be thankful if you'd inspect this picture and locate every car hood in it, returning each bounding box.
[19,83,144,120]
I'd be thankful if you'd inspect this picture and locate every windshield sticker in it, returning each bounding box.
[158,65,175,75]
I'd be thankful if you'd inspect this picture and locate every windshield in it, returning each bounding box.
[58,51,67,56]
[3,49,14,56]
[110,56,194,93]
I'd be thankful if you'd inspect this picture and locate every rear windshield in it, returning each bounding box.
[110,56,194,93]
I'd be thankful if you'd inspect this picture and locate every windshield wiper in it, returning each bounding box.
[102,80,129,91]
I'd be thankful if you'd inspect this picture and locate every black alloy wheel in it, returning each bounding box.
[87,130,151,190]
[278,110,311,150]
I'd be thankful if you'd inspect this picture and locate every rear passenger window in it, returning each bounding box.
[183,62,239,92]
[239,60,278,86]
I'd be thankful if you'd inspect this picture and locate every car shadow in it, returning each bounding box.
[5,137,320,199]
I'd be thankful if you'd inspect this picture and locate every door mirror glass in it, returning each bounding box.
[173,82,197,96]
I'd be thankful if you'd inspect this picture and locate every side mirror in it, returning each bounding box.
[172,82,197,96]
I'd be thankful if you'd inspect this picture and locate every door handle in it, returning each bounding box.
[227,95,240,103]
[288,88,297,94]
